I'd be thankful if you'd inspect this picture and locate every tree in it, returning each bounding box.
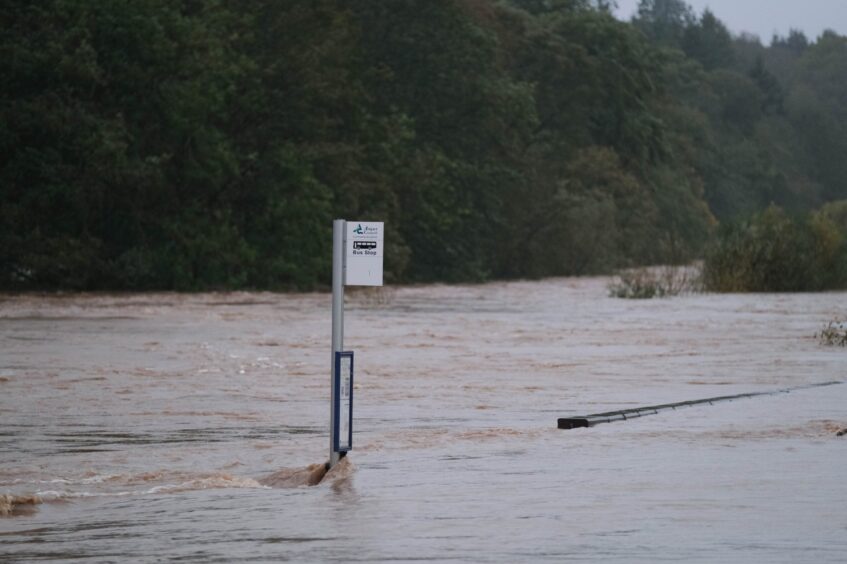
[0,0,251,289]
[682,8,735,70]
[772,29,809,54]
[632,0,695,47]
[352,0,537,281]
[788,31,847,201]
[3,0,845,291]
[749,56,784,114]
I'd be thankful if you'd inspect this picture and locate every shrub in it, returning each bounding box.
[703,205,847,292]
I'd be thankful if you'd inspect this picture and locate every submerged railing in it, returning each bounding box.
[557,381,844,430]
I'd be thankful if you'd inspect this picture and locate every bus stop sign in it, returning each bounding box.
[345,222,383,286]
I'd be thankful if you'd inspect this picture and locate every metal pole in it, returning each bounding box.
[330,219,345,469]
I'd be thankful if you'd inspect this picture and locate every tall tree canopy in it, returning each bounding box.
[1,0,846,290]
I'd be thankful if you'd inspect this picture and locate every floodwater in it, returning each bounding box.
[1,278,845,562]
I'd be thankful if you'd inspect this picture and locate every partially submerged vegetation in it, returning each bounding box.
[612,199,847,298]
[703,203,847,292]
[608,264,702,299]
[817,320,847,347]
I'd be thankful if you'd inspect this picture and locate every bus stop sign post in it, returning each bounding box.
[330,219,383,469]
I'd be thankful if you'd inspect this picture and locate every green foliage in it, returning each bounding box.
[703,205,847,292]
[681,9,735,70]
[1,0,847,291]
[352,0,537,282]
[633,0,695,47]
[749,56,784,115]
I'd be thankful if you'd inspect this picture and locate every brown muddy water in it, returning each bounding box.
[1,278,846,562]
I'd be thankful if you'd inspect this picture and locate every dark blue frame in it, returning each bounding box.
[333,351,354,452]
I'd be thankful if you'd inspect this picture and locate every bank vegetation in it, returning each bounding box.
[2,1,846,291]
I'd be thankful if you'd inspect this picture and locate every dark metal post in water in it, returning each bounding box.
[330,219,346,469]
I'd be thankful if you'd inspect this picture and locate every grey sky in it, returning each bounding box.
[614,0,847,43]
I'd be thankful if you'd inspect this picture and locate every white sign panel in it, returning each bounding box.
[345,221,383,286]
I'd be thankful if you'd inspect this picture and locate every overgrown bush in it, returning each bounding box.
[703,205,847,292]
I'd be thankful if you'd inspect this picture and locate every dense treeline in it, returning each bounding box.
[2,0,846,290]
